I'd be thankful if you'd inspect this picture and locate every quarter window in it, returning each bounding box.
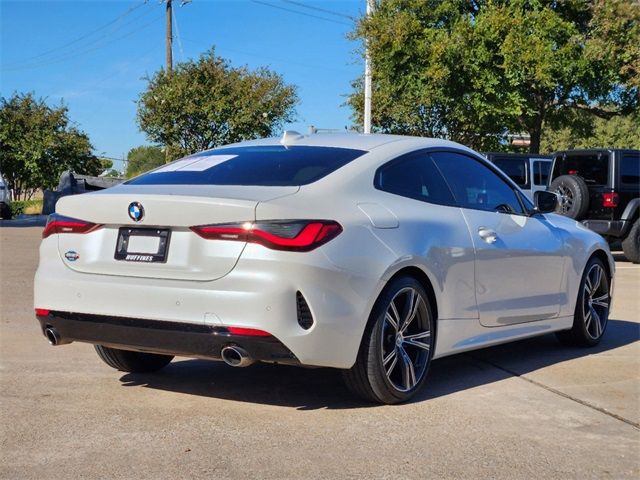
[375,152,455,205]
[431,151,525,215]
[533,161,551,186]
[620,154,640,186]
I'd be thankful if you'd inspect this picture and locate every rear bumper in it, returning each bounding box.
[581,219,629,238]
[34,239,383,369]
[36,311,298,364]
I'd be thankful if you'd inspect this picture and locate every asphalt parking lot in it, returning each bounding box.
[1,223,638,479]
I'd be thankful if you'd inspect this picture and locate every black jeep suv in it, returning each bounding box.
[548,149,640,263]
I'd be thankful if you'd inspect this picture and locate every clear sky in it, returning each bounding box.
[1,0,365,170]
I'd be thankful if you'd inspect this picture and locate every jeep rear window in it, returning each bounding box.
[127,145,367,186]
[492,158,528,186]
[552,154,609,185]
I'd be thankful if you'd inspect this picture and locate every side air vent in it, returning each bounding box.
[296,291,314,330]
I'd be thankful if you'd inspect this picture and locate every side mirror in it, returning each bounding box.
[534,190,559,214]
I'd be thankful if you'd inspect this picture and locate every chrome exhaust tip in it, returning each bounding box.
[44,327,61,346]
[221,345,255,368]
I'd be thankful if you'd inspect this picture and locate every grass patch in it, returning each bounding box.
[10,199,43,217]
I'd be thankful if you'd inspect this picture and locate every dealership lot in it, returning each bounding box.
[1,225,638,479]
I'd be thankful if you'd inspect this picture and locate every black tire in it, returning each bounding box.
[549,175,590,220]
[94,345,173,373]
[621,219,640,264]
[0,204,11,220]
[342,276,435,404]
[556,257,610,347]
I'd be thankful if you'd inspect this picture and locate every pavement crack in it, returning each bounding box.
[466,354,640,430]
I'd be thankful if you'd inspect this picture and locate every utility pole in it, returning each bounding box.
[166,0,173,75]
[363,0,374,134]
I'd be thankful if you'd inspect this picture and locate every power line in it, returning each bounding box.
[4,13,163,72]
[281,0,355,20]
[249,0,353,27]
[3,1,148,68]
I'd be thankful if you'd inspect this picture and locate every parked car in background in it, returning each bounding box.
[0,173,12,219]
[483,152,552,201]
[35,133,615,404]
[548,149,640,263]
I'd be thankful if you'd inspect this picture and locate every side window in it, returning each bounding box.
[375,152,455,205]
[492,158,528,187]
[431,151,525,215]
[533,161,551,186]
[620,154,640,186]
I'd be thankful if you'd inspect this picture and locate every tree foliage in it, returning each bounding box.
[350,0,639,153]
[0,93,100,200]
[541,112,640,152]
[126,145,165,178]
[137,49,298,160]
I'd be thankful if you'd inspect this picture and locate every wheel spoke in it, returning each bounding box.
[403,331,431,351]
[383,348,398,376]
[592,293,609,309]
[384,312,399,332]
[584,308,592,330]
[591,266,602,293]
[584,276,593,295]
[387,300,401,333]
[398,347,417,390]
[590,306,601,337]
[400,290,421,333]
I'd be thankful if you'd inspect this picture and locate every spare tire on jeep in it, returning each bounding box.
[549,175,590,220]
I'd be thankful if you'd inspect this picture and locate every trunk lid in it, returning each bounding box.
[54,184,298,281]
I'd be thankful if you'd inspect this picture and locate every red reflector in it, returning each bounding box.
[191,220,343,252]
[42,213,102,239]
[602,193,619,208]
[568,170,578,175]
[227,327,272,337]
[35,308,50,316]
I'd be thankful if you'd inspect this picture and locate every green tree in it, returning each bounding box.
[137,49,298,160]
[0,93,100,200]
[350,0,639,153]
[541,112,640,152]
[126,145,165,178]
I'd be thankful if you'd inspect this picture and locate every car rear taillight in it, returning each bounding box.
[35,308,50,317]
[42,213,102,239]
[190,220,342,252]
[602,193,619,208]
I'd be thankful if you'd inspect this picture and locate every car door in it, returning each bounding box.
[431,150,566,327]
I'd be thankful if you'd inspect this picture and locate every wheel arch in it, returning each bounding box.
[385,266,439,328]
[589,249,613,282]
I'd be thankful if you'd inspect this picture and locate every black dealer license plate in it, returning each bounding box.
[114,228,171,263]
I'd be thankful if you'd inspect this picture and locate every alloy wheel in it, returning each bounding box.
[582,263,609,339]
[380,287,431,392]
[556,184,574,214]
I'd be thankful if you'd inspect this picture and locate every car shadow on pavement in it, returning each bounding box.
[118,319,638,410]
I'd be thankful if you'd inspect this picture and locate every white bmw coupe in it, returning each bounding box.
[34,133,614,404]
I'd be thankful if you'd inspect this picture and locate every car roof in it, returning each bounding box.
[217,132,474,154]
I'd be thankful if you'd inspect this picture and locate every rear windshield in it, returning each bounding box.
[552,153,609,185]
[492,157,528,186]
[127,145,367,186]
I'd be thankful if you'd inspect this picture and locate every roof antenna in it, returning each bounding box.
[280,130,304,146]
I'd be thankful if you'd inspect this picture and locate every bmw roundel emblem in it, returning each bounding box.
[128,202,144,222]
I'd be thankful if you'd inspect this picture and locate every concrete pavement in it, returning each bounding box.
[1,226,638,479]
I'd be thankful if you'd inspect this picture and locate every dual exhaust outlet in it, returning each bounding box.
[44,326,255,368]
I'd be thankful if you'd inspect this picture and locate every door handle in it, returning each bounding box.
[478,227,498,244]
